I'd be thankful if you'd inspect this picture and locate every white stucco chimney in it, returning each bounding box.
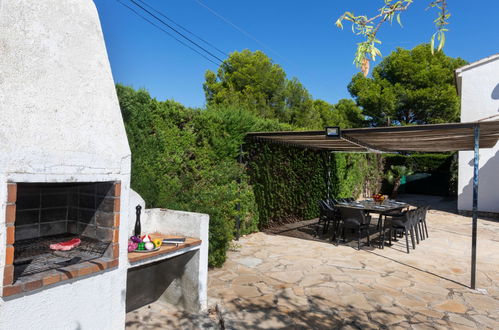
[0,1,131,328]
[0,0,130,174]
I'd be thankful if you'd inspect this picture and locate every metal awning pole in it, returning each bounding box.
[322,151,331,200]
[235,144,243,241]
[327,152,332,200]
[471,124,480,289]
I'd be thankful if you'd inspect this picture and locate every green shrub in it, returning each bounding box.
[117,84,289,267]
[383,153,454,174]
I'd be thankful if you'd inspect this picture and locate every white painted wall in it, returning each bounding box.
[144,208,209,309]
[457,56,499,213]
[127,190,209,311]
[0,0,130,175]
[137,206,209,311]
[0,1,132,329]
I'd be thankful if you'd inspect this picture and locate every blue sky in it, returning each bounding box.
[94,0,499,108]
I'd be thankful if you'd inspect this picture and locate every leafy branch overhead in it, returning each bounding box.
[336,0,450,76]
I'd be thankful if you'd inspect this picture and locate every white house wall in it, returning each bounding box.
[0,0,130,174]
[458,58,499,213]
[0,0,131,328]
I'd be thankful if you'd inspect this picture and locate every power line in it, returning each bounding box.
[117,0,306,103]
[127,0,225,63]
[193,0,338,98]
[135,0,228,58]
[116,0,221,66]
[193,0,288,63]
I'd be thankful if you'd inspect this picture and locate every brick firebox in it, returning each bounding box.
[3,181,121,297]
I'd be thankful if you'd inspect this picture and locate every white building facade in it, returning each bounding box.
[455,54,499,215]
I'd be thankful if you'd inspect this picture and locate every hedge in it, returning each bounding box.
[382,153,457,196]
[247,144,456,228]
[247,142,384,228]
[117,84,293,267]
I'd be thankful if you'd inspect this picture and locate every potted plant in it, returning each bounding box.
[386,165,413,198]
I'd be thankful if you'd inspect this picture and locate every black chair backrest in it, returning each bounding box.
[320,199,335,210]
[319,200,336,218]
[413,205,429,222]
[339,207,369,226]
[387,209,414,227]
[327,198,337,206]
[421,205,430,220]
[413,207,421,221]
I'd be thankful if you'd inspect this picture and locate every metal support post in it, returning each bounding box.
[322,151,332,201]
[471,124,480,289]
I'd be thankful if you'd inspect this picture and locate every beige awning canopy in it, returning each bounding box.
[246,120,499,153]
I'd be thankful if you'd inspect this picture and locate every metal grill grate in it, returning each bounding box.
[14,234,110,280]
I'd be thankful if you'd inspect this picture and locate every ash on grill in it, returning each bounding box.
[13,234,110,281]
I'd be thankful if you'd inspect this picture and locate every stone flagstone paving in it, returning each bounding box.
[127,197,499,329]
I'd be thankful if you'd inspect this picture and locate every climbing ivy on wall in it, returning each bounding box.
[248,143,325,228]
[247,142,455,228]
[247,142,384,228]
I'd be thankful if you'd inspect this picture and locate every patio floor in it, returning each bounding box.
[127,195,499,329]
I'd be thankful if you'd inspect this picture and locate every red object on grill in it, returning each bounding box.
[49,238,81,251]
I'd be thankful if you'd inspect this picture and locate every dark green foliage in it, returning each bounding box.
[247,146,456,227]
[204,49,367,130]
[204,50,287,120]
[247,143,326,228]
[382,153,456,196]
[383,153,454,174]
[117,84,291,267]
[247,143,384,228]
[348,44,467,126]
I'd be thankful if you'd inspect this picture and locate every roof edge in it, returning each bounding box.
[454,53,499,96]
[455,53,499,76]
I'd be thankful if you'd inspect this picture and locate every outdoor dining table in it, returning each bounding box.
[335,199,410,248]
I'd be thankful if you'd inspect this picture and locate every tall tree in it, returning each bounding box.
[284,78,318,128]
[312,99,366,129]
[204,49,367,129]
[331,99,366,128]
[348,44,466,126]
[204,50,287,119]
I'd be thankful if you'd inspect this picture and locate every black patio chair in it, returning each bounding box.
[314,200,337,237]
[337,207,372,250]
[377,208,408,232]
[413,205,430,241]
[382,209,417,253]
[415,208,422,243]
[420,205,430,239]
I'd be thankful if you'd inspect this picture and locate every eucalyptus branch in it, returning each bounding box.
[429,0,449,54]
[336,0,450,75]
